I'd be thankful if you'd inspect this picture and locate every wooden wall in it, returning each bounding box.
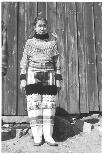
[2,2,102,115]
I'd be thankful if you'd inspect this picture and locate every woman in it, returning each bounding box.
[20,16,62,146]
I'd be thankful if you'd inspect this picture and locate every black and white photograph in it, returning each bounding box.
[1,0,102,153]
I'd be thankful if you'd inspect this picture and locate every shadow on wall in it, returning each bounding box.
[53,107,100,142]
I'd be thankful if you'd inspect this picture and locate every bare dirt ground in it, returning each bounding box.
[1,114,102,153]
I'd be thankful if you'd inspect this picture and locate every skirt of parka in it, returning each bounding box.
[25,69,58,127]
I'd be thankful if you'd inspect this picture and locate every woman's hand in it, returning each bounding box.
[20,80,26,92]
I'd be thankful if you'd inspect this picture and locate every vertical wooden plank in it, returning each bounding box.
[84,3,99,111]
[93,2,102,112]
[1,2,8,25]
[47,2,57,40]
[47,2,60,108]
[17,2,26,115]
[37,2,46,18]
[66,2,79,113]
[2,2,18,115]
[17,2,37,115]
[2,76,4,115]
[76,3,89,113]
[2,2,6,113]
[2,2,6,115]
[26,2,38,39]
[56,3,68,112]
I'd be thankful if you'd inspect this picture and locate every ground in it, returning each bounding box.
[1,114,102,153]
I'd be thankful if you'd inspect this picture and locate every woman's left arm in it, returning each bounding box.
[53,42,62,88]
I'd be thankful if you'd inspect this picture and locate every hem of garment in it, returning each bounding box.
[25,83,57,95]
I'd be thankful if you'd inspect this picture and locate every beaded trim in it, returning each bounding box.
[29,117,54,126]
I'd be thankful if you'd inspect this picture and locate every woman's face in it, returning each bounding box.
[34,20,47,35]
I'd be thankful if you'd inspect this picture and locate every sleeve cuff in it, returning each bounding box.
[55,73,62,81]
[20,74,26,80]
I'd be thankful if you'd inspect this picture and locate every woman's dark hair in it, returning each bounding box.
[29,16,48,39]
[33,16,47,26]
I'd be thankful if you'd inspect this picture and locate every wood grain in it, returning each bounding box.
[37,2,46,18]
[84,3,99,111]
[93,2,102,111]
[56,2,68,111]
[66,2,79,113]
[2,2,18,115]
[76,3,89,113]
[17,2,37,115]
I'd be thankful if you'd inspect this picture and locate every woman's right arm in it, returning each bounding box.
[20,40,30,91]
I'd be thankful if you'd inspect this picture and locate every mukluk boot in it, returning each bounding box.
[43,109,58,146]
[28,109,43,146]
[43,123,58,146]
[31,125,43,146]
